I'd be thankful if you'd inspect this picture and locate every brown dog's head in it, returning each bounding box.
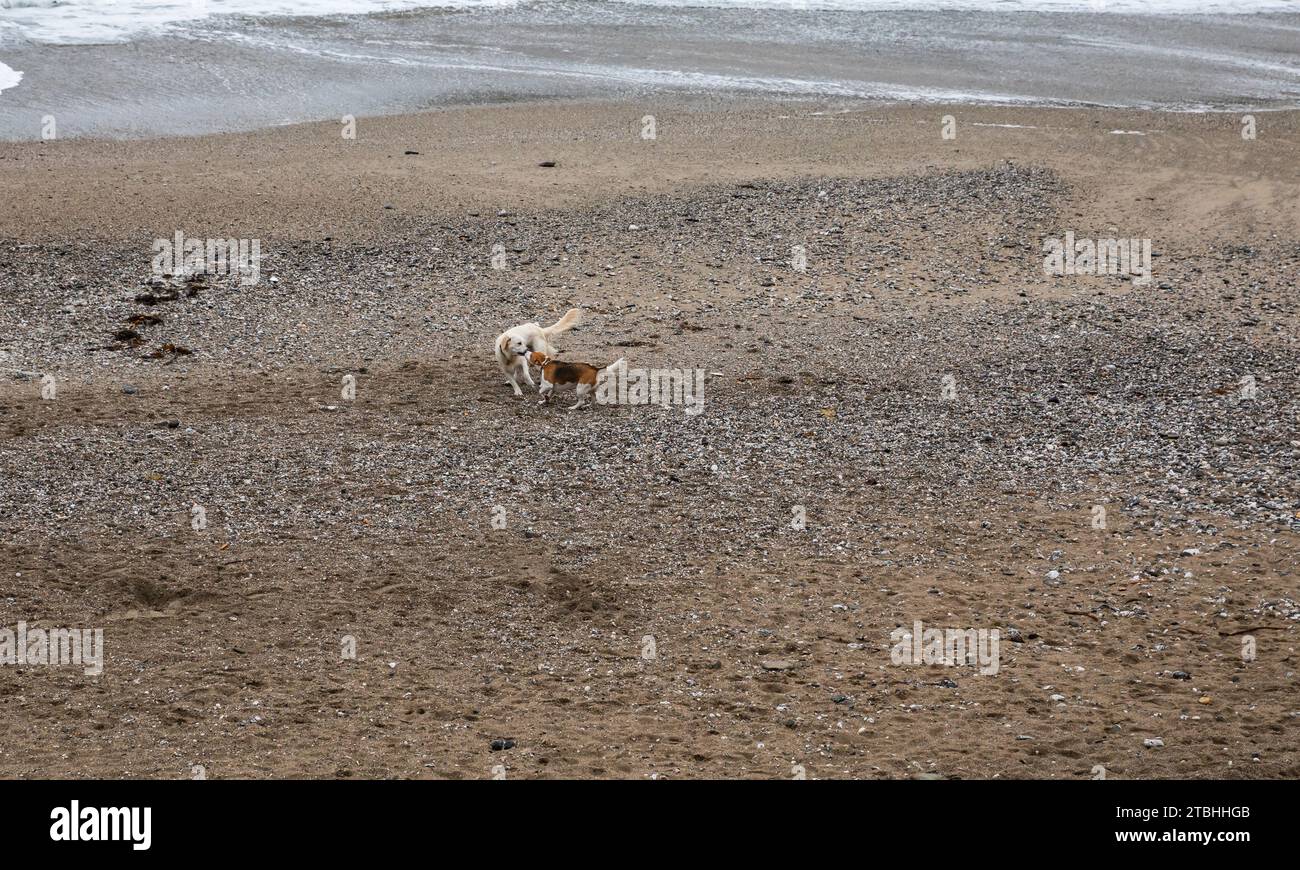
[527,351,549,366]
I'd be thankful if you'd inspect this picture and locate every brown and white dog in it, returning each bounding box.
[494,308,582,397]
[529,352,625,410]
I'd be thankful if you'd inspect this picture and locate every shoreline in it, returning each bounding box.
[5,91,1299,146]
[2,6,1298,141]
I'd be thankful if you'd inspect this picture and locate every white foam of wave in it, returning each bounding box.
[0,59,21,92]
[0,1,518,45]
[1,0,1296,45]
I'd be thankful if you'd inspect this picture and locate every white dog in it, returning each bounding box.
[494,308,582,396]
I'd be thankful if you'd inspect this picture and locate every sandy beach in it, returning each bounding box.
[1,99,1297,778]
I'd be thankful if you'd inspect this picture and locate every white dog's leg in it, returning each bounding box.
[505,361,524,396]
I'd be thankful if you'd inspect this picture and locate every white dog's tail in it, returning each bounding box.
[542,307,582,339]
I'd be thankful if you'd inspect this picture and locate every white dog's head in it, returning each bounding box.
[500,334,530,359]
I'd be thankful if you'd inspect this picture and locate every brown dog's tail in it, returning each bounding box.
[541,307,582,339]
